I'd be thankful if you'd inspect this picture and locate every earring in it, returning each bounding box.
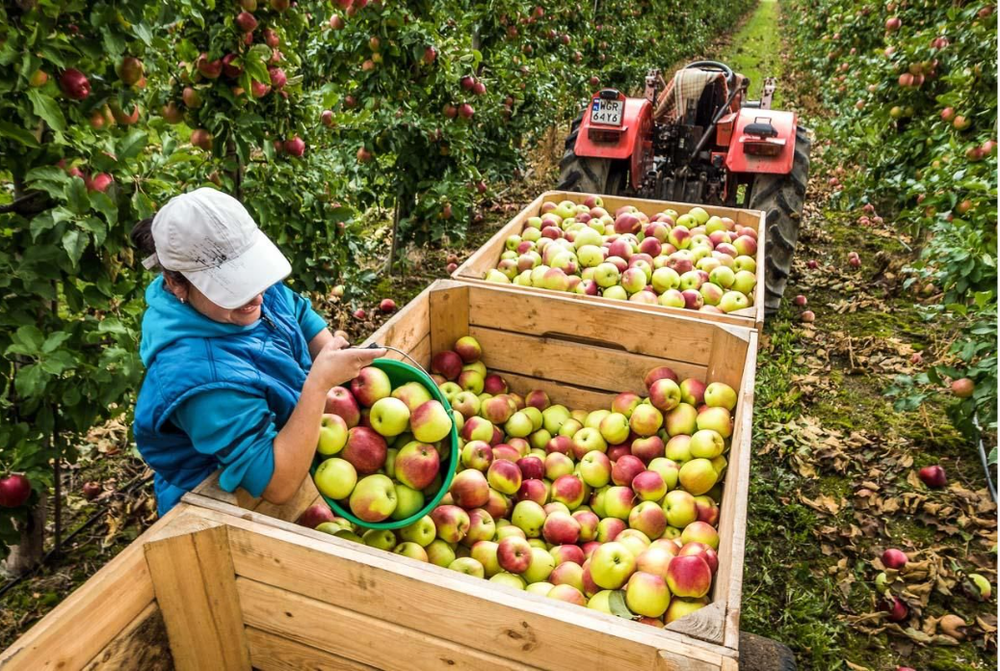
[179,297,187,304]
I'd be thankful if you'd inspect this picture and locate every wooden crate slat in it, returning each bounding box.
[472,325,708,395]
[220,514,731,670]
[465,283,717,365]
[363,288,431,356]
[82,603,172,671]
[246,627,379,671]
[239,578,539,671]
[144,525,251,671]
[497,371,619,410]
[428,283,470,356]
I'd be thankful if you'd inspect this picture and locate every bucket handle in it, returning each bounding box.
[354,343,431,378]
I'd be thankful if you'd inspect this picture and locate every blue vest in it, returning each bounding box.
[133,284,312,510]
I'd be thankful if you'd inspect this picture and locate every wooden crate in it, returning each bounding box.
[0,501,750,671]
[453,190,767,330]
[176,279,758,669]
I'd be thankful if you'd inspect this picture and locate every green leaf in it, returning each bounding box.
[41,331,72,354]
[79,217,108,247]
[11,325,44,353]
[608,590,635,619]
[117,130,148,162]
[98,318,129,335]
[62,228,89,267]
[66,177,90,214]
[14,363,48,399]
[132,22,154,46]
[89,191,118,227]
[0,120,40,148]
[40,350,76,375]
[26,89,66,132]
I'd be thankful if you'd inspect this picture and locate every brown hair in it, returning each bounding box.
[130,217,188,286]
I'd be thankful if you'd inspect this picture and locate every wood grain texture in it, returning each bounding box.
[427,283,470,356]
[144,525,251,671]
[0,504,214,671]
[217,512,729,671]
[663,601,726,645]
[453,190,766,329]
[191,471,259,509]
[247,627,378,671]
[472,326,707,395]
[239,579,538,671]
[466,282,717,365]
[362,289,431,356]
[82,604,172,671]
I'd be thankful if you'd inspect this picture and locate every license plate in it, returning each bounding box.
[590,98,623,126]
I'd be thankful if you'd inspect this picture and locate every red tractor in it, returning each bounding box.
[557,61,811,313]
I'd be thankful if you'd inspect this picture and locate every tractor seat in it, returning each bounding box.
[654,69,729,126]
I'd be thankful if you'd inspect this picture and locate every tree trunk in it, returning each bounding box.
[384,190,414,275]
[3,493,47,577]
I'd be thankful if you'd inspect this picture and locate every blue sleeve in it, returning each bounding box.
[172,389,276,498]
[282,285,327,343]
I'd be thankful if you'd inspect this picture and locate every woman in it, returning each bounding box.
[131,188,384,515]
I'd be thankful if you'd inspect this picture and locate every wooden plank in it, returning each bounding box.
[706,326,753,392]
[362,288,431,356]
[144,525,251,671]
[466,282,717,365]
[453,192,547,279]
[0,504,213,671]
[500,372,619,413]
[82,603,172,671]
[239,579,538,671]
[204,508,731,671]
[472,326,707,395]
[663,601,725,645]
[427,283,470,356]
[252,475,319,522]
[721,330,758,651]
[247,627,378,671]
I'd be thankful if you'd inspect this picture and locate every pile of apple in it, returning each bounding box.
[313,370,455,523]
[310,335,738,627]
[482,196,759,314]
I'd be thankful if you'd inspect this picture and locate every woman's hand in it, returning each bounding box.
[307,338,387,391]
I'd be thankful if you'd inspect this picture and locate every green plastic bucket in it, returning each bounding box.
[310,357,459,530]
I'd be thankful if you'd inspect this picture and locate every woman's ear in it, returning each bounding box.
[162,273,189,304]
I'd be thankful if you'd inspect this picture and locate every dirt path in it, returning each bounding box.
[724,2,998,670]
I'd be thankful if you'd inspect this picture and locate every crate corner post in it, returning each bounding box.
[143,524,252,671]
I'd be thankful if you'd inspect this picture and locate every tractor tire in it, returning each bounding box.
[556,116,628,196]
[748,125,811,315]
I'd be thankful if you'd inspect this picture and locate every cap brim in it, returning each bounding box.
[182,230,292,309]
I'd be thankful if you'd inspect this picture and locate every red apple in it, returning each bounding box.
[341,426,388,474]
[297,502,336,528]
[882,548,908,570]
[59,68,91,99]
[918,464,947,488]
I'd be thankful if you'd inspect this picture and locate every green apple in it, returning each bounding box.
[648,457,680,491]
[505,411,534,438]
[523,547,556,583]
[542,404,571,434]
[317,414,349,455]
[689,429,725,459]
[391,381,434,412]
[626,571,671,617]
[704,382,737,410]
[448,557,485,578]
[590,542,637,589]
[732,269,756,295]
[391,484,425,520]
[602,285,628,300]
[525,581,555,596]
[313,457,357,500]
[662,489,698,527]
[362,528,397,550]
[399,515,436,546]
[599,412,631,444]
[587,589,615,613]
[718,290,750,313]
[426,539,457,567]
[585,409,610,430]
[511,500,546,538]
[708,265,735,289]
[491,573,526,590]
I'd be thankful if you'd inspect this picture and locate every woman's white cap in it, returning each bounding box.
[142,188,291,309]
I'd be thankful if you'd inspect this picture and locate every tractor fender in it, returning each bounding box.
[725,108,798,175]
[573,97,653,186]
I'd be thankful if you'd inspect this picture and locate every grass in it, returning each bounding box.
[721,2,997,670]
[726,0,783,107]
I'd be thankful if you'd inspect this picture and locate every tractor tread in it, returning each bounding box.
[556,113,622,195]
[750,125,812,315]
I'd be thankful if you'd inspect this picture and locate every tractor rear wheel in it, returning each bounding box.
[556,116,628,195]
[748,125,811,314]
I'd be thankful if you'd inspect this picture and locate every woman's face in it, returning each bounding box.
[164,274,263,326]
